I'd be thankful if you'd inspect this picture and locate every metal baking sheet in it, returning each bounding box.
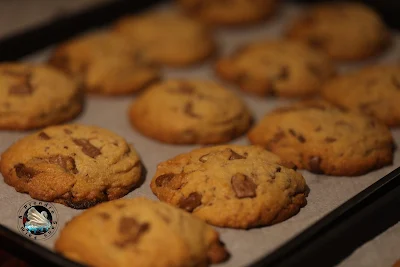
[0,2,400,267]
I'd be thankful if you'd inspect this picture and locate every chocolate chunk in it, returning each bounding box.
[199,153,210,163]
[64,129,72,134]
[266,130,286,150]
[98,212,111,220]
[276,66,289,80]
[288,129,306,143]
[276,166,281,173]
[155,173,175,187]
[392,76,400,89]
[184,101,201,118]
[170,82,195,94]
[64,199,103,209]
[115,217,150,247]
[14,163,38,179]
[307,36,326,49]
[228,149,246,160]
[38,132,50,140]
[179,192,202,212]
[307,63,321,78]
[309,156,323,174]
[324,137,337,143]
[231,173,257,199]
[47,155,78,174]
[73,139,101,158]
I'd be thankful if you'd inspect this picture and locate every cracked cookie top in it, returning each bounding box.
[248,100,394,176]
[55,197,229,267]
[150,145,308,229]
[215,39,335,98]
[322,64,400,127]
[129,79,252,144]
[0,63,83,130]
[0,124,142,209]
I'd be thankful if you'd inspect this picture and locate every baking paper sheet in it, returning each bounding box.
[0,2,400,267]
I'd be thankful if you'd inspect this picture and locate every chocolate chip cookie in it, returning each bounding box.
[215,40,335,97]
[176,0,280,26]
[322,64,400,127]
[129,79,252,144]
[113,11,215,66]
[49,32,160,95]
[0,63,83,130]
[286,2,390,61]
[0,124,142,209]
[55,197,229,267]
[248,100,394,176]
[150,145,308,228]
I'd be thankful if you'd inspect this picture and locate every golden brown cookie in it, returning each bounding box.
[215,40,335,97]
[176,0,280,26]
[129,79,252,144]
[49,32,160,95]
[322,64,400,127]
[286,2,390,61]
[248,100,394,176]
[151,145,308,229]
[0,63,83,130]
[0,124,142,209]
[55,197,229,267]
[113,11,215,66]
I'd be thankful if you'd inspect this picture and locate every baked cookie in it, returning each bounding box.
[0,63,83,130]
[49,32,160,95]
[215,40,335,97]
[176,0,280,26]
[0,124,142,209]
[394,259,400,267]
[129,80,252,144]
[286,2,390,61]
[55,197,229,267]
[248,100,394,176]
[322,64,400,127]
[150,145,308,229]
[113,11,215,66]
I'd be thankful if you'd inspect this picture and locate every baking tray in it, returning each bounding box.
[0,1,400,266]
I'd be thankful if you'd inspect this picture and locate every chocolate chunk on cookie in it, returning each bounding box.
[248,100,394,176]
[49,32,160,95]
[322,64,400,127]
[0,124,142,208]
[215,40,335,97]
[176,0,280,26]
[0,63,83,130]
[151,145,308,229]
[129,79,252,144]
[286,2,390,61]
[113,11,215,66]
[55,197,229,266]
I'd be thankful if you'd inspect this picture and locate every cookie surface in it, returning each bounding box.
[49,32,160,95]
[0,63,83,130]
[55,197,229,267]
[286,2,390,61]
[176,0,280,26]
[0,124,142,209]
[248,101,394,176]
[129,79,252,144]
[322,65,400,127]
[151,145,308,229]
[113,11,215,66]
[215,40,335,97]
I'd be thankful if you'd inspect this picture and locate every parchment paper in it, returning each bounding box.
[0,2,400,267]
[339,222,400,267]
